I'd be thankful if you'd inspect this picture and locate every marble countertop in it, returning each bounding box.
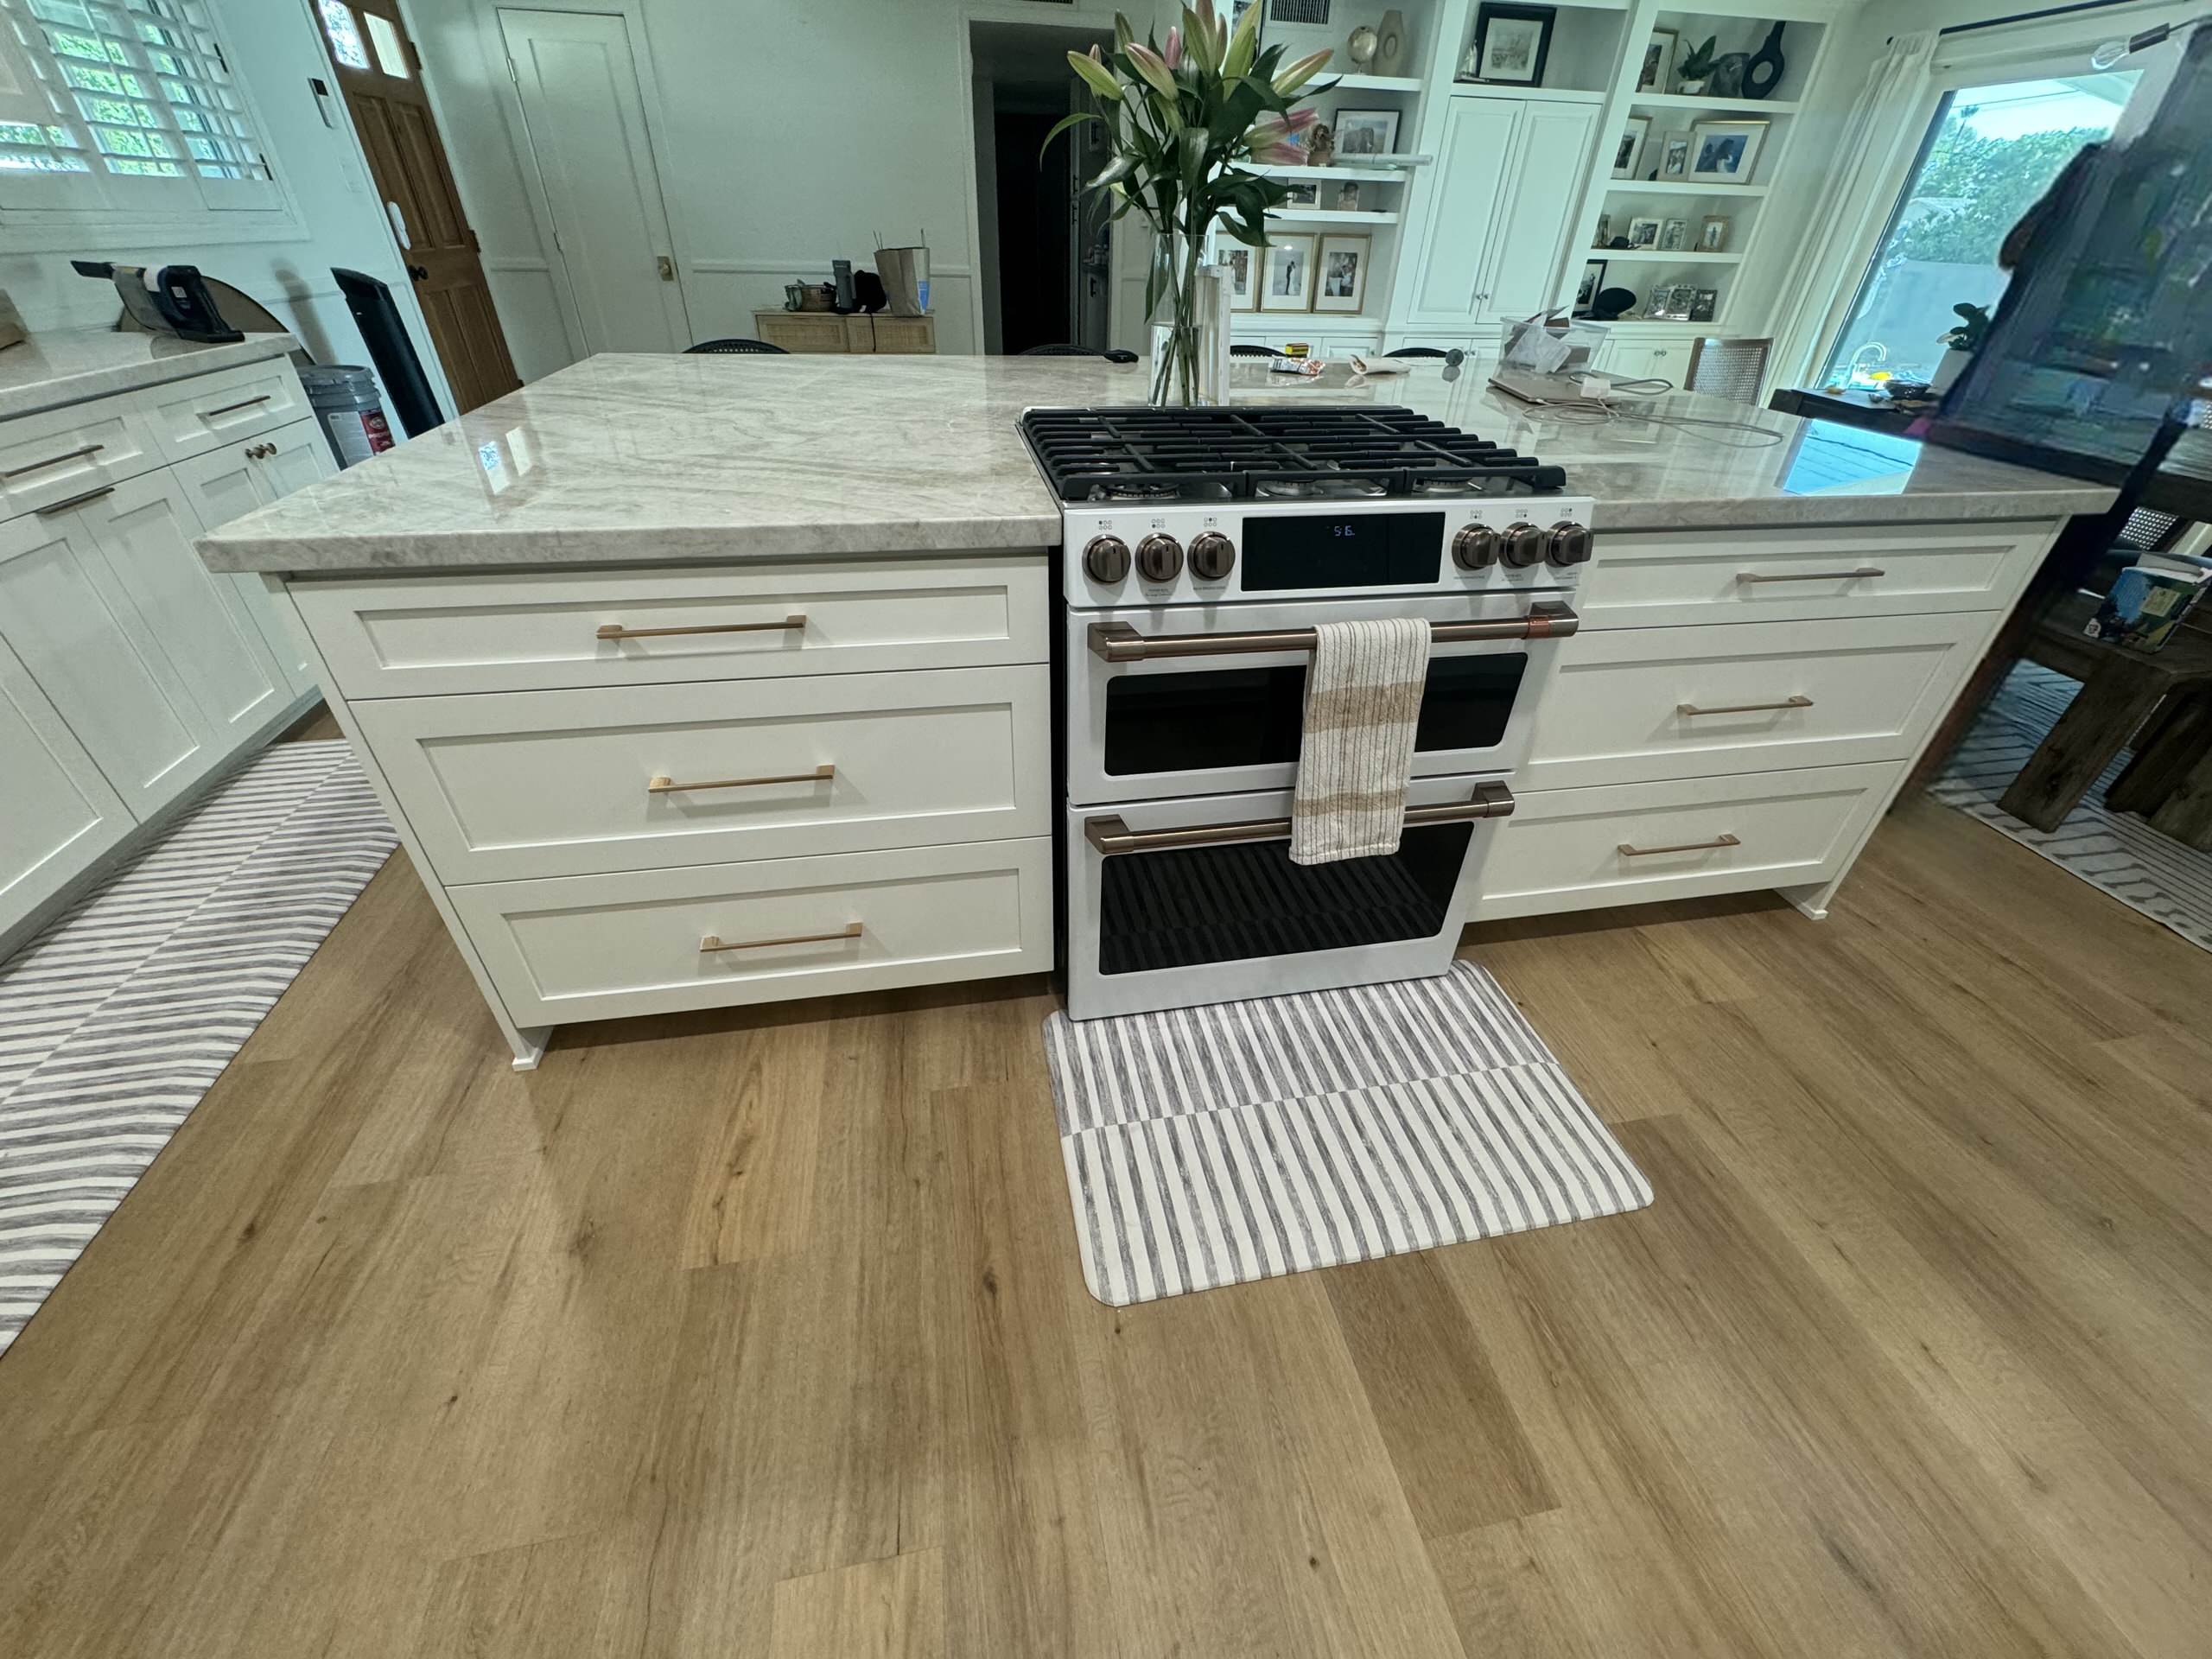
[0,327,300,423]
[195,353,2119,575]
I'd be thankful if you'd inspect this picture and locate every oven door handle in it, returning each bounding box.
[1084,781,1516,855]
[1086,601,1578,662]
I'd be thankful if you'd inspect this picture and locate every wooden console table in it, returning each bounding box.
[750,310,936,354]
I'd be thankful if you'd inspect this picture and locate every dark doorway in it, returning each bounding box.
[970,21,1116,355]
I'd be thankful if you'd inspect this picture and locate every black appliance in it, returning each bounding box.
[70,261,242,343]
[332,267,445,437]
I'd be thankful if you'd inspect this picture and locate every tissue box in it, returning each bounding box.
[2087,561,2209,653]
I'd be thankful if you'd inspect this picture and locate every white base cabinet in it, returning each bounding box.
[1474,518,2062,926]
[0,351,330,954]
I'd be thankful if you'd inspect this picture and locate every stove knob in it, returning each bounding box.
[1136,532,1184,583]
[1547,521,1592,568]
[1083,534,1130,584]
[1452,524,1500,569]
[1188,530,1236,582]
[1501,522,1547,568]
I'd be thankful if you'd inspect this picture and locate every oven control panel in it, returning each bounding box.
[1064,498,1597,607]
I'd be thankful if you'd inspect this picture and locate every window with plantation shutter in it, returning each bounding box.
[0,0,294,238]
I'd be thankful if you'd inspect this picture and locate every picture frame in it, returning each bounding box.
[1625,216,1662,249]
[1610,115,1649,181]
[1637,29,1676,93]
[1653,282,1698,320]
[1332,181,1363,212]
[1332,109,1401,158]
[1313,233,1371,313]
[1222,245,1258,312]
[1699,213,1731,252]
[1282,181,1319,206]
[1688,118,1768,185]
[1689,288,1719,323]
[1260,233,1318,311]
[1659,130,1692,179]
[1658,219,1687,252]
[1592,212,1611,247]
[1470,3,1555,86]
[1574,259,1606,315]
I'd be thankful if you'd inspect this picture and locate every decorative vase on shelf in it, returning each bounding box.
[1676,77,1707,95]
[1744,22,1787,100]
[1709,52,1748,98]
[1049,3,1336,409]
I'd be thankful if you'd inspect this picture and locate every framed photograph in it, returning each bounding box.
[1332,181,1363,212]
[1592,212,1611,247]
[1625,216,1661,249]
[1690,288,1719,323]
[1282,181,1319,206]
[1313,233,1370,313]
[1659,283,1699,320]
[1222,245,1258,312]
[1658,219,1687,251]
[1333,109,1400,158]
[1637,29,1677,93]
[1659,130,1692,179]
[1610,115,1649,181]
[1688,118,1768,185]
[1574,259,1606,315]
[1471,3,1555,86]
[1260,233,1317,311]
[1699,213,1731,251]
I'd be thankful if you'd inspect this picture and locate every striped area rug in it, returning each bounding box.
[1042,964,1651,1306]
[1932,664,2212,952]
[0,740,394,1353]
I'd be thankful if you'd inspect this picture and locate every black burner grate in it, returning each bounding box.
[1019,404,1567,503]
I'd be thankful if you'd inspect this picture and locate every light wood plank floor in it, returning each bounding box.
[1,797,2208,1657]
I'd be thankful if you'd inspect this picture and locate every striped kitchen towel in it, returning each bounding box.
[1290,616,1430,866]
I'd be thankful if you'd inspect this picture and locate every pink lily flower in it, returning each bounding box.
[1165,26,1182,68]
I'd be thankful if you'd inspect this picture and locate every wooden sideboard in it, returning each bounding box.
[750,310,936,354]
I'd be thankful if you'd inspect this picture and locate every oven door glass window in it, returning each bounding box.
[1096,823,1473,976]
[1103,654,1527,777]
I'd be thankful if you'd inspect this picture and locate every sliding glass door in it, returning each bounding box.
[1819,70,2139,388]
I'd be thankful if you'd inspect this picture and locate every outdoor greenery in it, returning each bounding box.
[1887,117,2101,266]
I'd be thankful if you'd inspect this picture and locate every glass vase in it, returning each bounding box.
[1147,235,1228,409]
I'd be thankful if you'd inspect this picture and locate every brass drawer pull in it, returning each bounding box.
[1088,601,1578,662]
[649,763,834,793]
[1084,781,1515,855]
[701,920,862,952]
[35,484,116,516]
[1736,567,1885,584]
[1677,695,1813,717]
[200,393,274,419]
[596,613,805,642]
[3,443,104,479]
[1618,833,1741,857]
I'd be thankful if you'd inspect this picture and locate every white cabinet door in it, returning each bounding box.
[0,632,135,944]
[74,472,290,745]
[175,419,334,695]
[0,505,216,816]
[1483,100,1600,319]
[1597,338,1689,385]
[1402,97,1522,330]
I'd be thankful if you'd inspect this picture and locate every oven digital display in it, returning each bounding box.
[1239,511,1446,590]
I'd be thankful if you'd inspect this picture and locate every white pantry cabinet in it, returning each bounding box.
[1401,93,1599,331]
[0,342,327,954]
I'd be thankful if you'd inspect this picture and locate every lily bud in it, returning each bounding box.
[1273,49,1332,94]
[1164,27,1182,68]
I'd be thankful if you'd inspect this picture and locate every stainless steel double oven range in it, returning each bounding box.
[1020,406,1596,1021]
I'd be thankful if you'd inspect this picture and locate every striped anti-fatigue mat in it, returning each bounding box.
[1041,963,1652,1306]
[0,741,394,1352]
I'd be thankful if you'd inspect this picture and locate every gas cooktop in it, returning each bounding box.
[1020,405,1568,504]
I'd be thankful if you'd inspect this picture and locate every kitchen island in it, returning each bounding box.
[197,354,2115,1066]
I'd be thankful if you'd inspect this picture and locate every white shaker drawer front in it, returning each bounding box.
[292,556,1050,698]
[1576,523,2050,629]
[451,837,1054,1027]
[1522,613,1982,791]
[1473,763,1897,920]
[0,397,161,520]
[354,665,1051,882]
[138,359,308,461]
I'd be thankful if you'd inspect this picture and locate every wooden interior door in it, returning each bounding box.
[313,0,522,413]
